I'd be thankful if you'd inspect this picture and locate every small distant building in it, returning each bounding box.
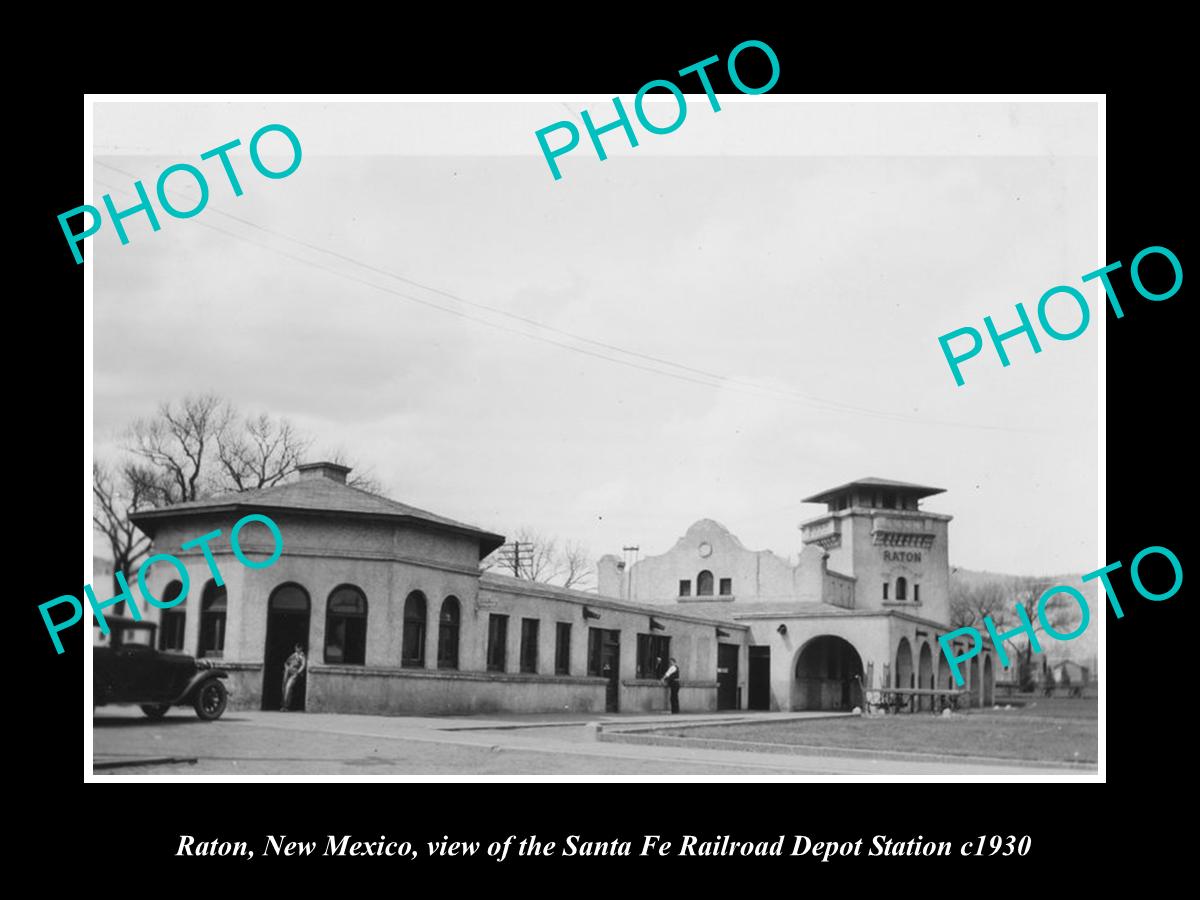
[1051,660,1088,685]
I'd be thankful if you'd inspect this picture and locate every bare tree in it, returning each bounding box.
[326,448,385,494]
[949,574,1011,630]
[124,398,380,499]
[124,394,231,504]
[98,396,390,581]
[560,540,595,590]
[482,528,595,590]
[217,412,310,492]
[516,527,560,582]
[92,461,155,592]
[1009,576,1080,691]
[950,571,1084,691]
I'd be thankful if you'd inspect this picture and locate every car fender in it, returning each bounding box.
[172,667,229,705]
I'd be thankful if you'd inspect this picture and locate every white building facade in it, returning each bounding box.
[598,478,997,712]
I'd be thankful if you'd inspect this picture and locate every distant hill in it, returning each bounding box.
[950,567,1098,666]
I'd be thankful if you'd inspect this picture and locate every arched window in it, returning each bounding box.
[697,570,714,596]
[438,597,460,670]
[198,580,227,658]
[402,591,427,668]
[895,576,908,602]
[325,585,368,665]
[159,580,186,651]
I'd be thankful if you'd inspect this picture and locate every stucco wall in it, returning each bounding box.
[220,662,263,711]
[478,579,745,688]
[132,507,746,716]
[743,615,892,711]
[806,507,952,623]
[308,667,607,716]
[621,520,796,603]
[621,680,719,713]
[137,514,480,673]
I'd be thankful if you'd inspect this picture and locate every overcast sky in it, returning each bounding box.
[91,100,1099,577]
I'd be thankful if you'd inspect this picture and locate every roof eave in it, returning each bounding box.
[130,503,505,559]
[802,480,946,504]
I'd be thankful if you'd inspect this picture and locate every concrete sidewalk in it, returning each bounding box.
[93,707,1084,776]
[437,710,853,731]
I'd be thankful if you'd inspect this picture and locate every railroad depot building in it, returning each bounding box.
[598,477,997,713]
[125,465,996,716]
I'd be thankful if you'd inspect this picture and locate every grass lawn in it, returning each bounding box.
[988,696,1097,719]
[656,712,1096,764]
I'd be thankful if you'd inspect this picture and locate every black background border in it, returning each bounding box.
[20,25,1190,881]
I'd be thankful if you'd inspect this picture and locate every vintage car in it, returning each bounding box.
[93,617,230,721]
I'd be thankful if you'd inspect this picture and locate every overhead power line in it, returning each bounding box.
[91,162,1039,434]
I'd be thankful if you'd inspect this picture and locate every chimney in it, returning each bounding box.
[296,461,351,484]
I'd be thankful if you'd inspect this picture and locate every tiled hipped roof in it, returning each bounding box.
[672,600,859,621]
[802,476,945,504]
[129,477,505,556]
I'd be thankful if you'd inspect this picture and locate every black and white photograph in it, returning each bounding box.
[83,95,1104,780]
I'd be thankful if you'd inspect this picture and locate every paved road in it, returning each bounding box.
[92,708,1085,776]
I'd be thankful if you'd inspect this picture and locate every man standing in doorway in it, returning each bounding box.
[282,643,307,712]
[661,657,681,714]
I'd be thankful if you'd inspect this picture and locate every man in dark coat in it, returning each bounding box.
[661,657,681,714]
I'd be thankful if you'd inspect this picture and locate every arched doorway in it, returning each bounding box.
[263,583,311,711]
[969,655,981,708]
[793,636,864,711]
[895,637,913,691]
[917,643,933,711]
[983,655,995,706]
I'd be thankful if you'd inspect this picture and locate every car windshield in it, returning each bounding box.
[119,628,155,647]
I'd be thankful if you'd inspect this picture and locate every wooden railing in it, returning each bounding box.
[855,676,969,714]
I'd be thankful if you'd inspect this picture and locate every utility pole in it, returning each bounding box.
[496,542,534,579]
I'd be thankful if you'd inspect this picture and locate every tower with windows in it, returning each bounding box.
[799,477,953,625]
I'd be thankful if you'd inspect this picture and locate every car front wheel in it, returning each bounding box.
[141,704,170,719]
[193,680,228,721]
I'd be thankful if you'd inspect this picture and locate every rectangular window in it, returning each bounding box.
[679,579,691,597]
[587,627,603,677]
[159,611,186,651]
[883,582,889,600]
[588,628,620,680]
[520,618,539,674]
[326,589,368,666]
[914,584,920,604]
[719,578,732,596]
[555,622,571,675]
[437,601,460,670]
[636,633,671,679]
[325,616,367,665]
[199,614,226,658]
[487,614,508,672]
